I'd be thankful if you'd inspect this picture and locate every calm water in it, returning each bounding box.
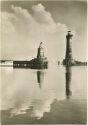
[0,65,87,124]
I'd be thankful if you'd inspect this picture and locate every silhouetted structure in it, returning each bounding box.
[63,31,87,66]
[37,70,44,88]
[37,42,44,59]
[63,31,74,66]
[13,42,48,69]
[65,66,72,99]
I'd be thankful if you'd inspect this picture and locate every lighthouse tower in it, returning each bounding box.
[37,42,44,59]
[63,31,74,66]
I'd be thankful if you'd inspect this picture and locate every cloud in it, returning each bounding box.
[32,3,55,25]
[2,3,86,61]
[1,3,69,61]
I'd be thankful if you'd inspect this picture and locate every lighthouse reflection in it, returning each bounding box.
[65,66,72,99]
[37,70,44,88]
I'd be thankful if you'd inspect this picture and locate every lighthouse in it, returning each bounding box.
[26,42,48,69]
[63,31,74,66]
[37,42,44,59]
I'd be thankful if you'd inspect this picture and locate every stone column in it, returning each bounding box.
[63,31,74,66]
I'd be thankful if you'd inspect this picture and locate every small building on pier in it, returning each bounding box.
[13,42,48,69]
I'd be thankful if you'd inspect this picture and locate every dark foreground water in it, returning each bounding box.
[0,65,87,124]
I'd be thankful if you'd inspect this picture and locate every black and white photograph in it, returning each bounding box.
[0,0,87,124]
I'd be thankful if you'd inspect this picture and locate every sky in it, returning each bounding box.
[0,0,87,61]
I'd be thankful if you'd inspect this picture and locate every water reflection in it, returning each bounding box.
[37,70,44,89]
[1,67,87,124]
[65,66,72,99]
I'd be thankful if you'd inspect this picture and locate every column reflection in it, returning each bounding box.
[65,66,72,99]
[37,70,44,89]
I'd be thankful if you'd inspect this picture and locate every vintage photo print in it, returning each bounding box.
[0,0,87,124]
